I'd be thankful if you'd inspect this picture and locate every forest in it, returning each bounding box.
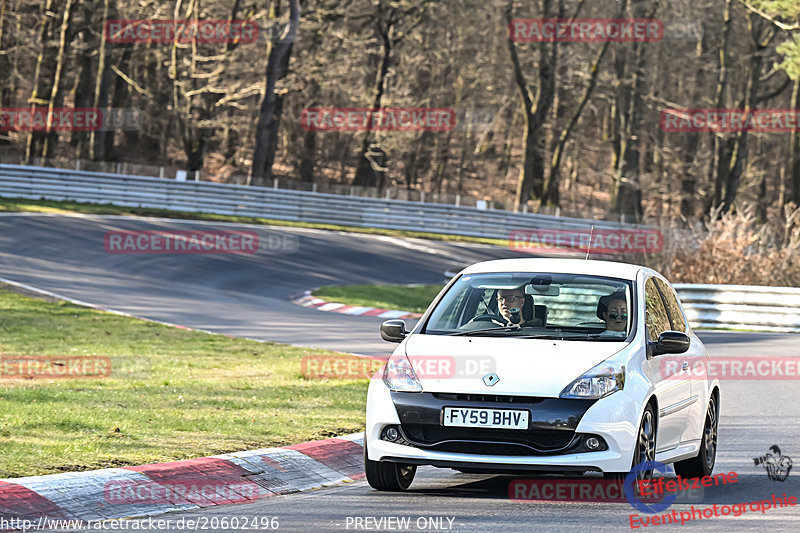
[1,0,800,283]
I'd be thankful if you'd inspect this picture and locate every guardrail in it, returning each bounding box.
[0,163,644,240]
[4,164,799,333]
[674,284,800,334]
[439,272,800,333]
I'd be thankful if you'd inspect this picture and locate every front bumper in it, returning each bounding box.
[366,380,642,473]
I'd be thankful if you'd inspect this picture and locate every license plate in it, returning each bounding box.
[442,407,529,430]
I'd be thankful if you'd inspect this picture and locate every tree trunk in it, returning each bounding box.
[790,78,800,205]
[609,0,652,222]
[719,14,775,213]
[505,0,557,211]
[709,0,733,211]
[0,0,10,145]
[353,20,393,188]
[542,4,620,208]
[42,0,76,158]
[251,0,299,185]
[89,0,112,161]
[25,0,56,163]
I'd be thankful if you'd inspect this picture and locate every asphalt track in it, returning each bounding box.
[1,212,799,532]
[0,213,515,354]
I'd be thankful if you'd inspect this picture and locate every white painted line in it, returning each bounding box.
[377,310,410,319]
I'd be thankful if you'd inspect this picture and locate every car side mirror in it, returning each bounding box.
[380,320,407,343]
[649,331,690,356]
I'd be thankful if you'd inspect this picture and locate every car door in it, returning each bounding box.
[643,277,692,453]
[654,278,706,444]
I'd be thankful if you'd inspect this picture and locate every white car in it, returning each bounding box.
[364,258,720,491]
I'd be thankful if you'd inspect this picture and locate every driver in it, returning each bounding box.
[497,287,543,327]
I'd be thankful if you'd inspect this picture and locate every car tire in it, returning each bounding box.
[604,403,657,487]
[364,441,416,491]
[674,393,718,478]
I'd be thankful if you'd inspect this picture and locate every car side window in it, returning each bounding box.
[654,278,687,333]
[645,278,671,342]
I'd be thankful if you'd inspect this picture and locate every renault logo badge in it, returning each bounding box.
[482,373,499,387]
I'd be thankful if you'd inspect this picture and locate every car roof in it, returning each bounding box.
[460,258,644,281]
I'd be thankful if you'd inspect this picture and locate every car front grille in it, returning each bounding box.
[432,393,546,404]
[400,424,575,454]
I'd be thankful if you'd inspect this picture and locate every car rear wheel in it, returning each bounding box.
[604,403,656,487]
[674,394,718,478]
[364,441,416,491]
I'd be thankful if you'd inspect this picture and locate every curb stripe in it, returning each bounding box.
[0,433,365,522]
[0,480,72,520]
[290,290,423,319]
[285,438,364,479]
[126,458,257,507]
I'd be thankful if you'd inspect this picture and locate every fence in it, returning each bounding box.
[0,163,642,240]
[436,271,800,333]
[673,284,800,333]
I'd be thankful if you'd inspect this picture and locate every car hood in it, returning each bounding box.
[404,334,628,397]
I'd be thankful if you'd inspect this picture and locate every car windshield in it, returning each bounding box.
[424,272,633,340]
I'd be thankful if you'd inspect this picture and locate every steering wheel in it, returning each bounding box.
[468,314,505,324]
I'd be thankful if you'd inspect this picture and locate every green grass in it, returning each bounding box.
[313,284,444,313]
[0,286,379,478]
[0,197,507,247]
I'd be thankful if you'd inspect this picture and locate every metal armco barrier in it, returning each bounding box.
[3,164,798,334]
[0,164,644,240]
[674,284,800,334]
[441,271,800,333]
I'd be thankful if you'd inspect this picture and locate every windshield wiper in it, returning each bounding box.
[517,334,625,341]
[451,326,522,336]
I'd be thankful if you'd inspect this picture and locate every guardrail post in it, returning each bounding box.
[455,194,460,206]
[312,183,318,193]
[274,178,279,189]
[420,191,425,203]
[159,167,164,178]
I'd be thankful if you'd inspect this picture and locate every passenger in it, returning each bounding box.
[497,288,543,327]
[599,293,628,333]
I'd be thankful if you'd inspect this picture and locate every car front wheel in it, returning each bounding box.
[364,441,416,491]
[604,403,656,485]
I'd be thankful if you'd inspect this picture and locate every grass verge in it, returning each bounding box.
[0,197,507,247]
[312,284,444,314]
[0,285,371,478]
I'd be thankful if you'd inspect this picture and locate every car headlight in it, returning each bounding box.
[383,352,423,392]
[560,361,625,399]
